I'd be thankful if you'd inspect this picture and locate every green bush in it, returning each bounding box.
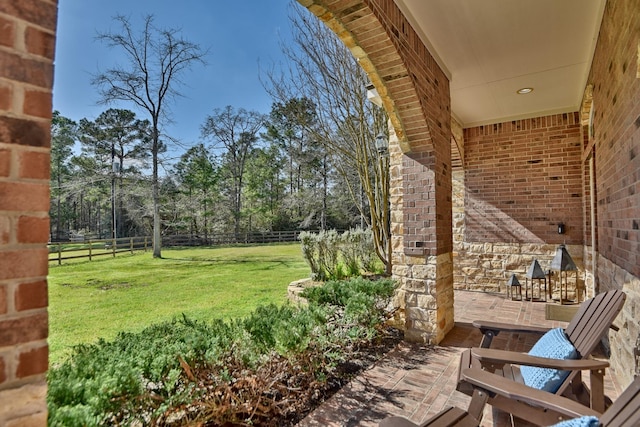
[340,229,362,277]
[47,277,397,426]
[298,228,377,281]
[317,229,341,280]
[243,304,327,355]
[303,277,395,332]
[299,231,321,279]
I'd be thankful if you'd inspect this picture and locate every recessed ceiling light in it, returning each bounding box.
[517,87,534,94]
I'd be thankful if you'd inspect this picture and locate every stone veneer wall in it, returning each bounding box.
[452,170,465,280]
[0,0,56,424]
[453,168,586,299]
[584,0,640,388]
[598,256,640,386]
[454,241,585,299]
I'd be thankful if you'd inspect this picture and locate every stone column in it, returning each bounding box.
[390,126,454,344]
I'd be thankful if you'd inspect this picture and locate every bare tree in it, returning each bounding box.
[93,14,206,258]
[262,5,392,273]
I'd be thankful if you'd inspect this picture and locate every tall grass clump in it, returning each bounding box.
[299,228,377,281]
[47,277,397,426]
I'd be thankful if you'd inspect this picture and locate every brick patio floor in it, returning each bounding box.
[297,290,624,427]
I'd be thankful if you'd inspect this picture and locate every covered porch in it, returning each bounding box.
[299,290,624,426]
[300,0,640,398]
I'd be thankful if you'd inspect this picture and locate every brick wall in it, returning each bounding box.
[452,114,585,294]
[464,114,583,245]
[586,0,640,386]
[367,0,452,257]
[0,0,56,424]
[588,0,640,278]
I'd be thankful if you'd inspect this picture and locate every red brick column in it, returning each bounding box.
[0,1,57,424]
[396,142,453,344]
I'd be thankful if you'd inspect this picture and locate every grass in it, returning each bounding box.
[47,243,309,365]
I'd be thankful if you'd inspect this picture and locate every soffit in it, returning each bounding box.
[394,0,606,127]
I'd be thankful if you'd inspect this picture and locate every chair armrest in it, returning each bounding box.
[460,368,601,419]
[472,320,550,348]
[472,320,551,335]
[471,348,609,370]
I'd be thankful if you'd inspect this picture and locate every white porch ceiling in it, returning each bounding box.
[394,0,606,127]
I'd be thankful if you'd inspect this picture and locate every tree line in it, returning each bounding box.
[50,102,361,241]
[50,3,392,271]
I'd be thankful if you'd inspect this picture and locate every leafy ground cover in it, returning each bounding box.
[48,277,399,426]
[48,244,309,363]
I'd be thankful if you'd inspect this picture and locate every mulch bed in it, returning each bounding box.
[156,326,403,426]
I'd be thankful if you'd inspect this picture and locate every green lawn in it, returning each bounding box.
[47,244,309,364]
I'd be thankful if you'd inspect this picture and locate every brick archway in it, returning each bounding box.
[298,0,447,154]
[297,0,454,344]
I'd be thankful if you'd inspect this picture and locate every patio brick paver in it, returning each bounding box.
[297,290,623,427]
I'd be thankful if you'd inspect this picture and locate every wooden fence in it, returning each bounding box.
[48,231,308,264]
[48,236,151,265]
[162,230,306,247]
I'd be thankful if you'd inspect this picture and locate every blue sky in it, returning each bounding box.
[53,0,295,148]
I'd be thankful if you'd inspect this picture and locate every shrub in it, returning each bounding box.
[340,229,361,277]
[355,228,377,273]
[302,277,395,329]
[317,229,341,280]
[299,231,321,280]
[48,277,397,426]
[298,228,377,281]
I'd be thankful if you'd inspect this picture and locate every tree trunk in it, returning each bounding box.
[203,192,208,244]
[56,169,61,240]
[97,202,101,238]
[111,175,116,239]
[152,131,162,258]
[321,155,328,230]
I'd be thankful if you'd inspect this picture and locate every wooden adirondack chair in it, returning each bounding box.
[379,366,640,427]
[458,368,640,426]
[457,289,626,415]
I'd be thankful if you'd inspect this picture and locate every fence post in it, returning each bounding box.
[89,239,92,261]
[57,242,62,265]
[112,238,116,257]
[144,236,148,252]
[130,237,134,254]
